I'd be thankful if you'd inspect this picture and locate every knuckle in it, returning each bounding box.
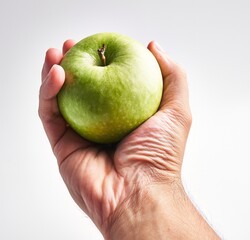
[38,106,45,121]
[38,89,43,120]
[184,110,192,128]
[38,103,46,121]
[168,104,192,129]
[175,64,187,79]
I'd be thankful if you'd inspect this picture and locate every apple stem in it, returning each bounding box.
[98,44,107,66]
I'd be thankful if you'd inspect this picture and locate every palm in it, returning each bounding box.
[58,107,186,231]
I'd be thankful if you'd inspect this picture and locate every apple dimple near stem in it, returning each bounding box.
[98,44,107,66]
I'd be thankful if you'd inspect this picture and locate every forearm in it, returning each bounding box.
[106,182,220,240]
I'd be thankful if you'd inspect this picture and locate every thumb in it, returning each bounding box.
[148,41,190,110]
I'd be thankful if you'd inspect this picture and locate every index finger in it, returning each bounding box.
[41,48,63,82]
[41,39,77,82]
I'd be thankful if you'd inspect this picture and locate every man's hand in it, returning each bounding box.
[39,40,219,239]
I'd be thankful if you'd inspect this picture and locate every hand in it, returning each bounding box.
[39,40,218,240]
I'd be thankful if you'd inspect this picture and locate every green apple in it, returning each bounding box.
[58,32,163,144]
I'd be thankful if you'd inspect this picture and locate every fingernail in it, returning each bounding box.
[48,65,57,78]
[154,41,165,53]
[43,65,56,87]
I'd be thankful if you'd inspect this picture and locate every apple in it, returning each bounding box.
[57,32,163,144]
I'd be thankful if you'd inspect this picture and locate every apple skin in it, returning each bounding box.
[58,32,163,144]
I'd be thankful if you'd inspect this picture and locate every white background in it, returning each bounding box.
[1,0,250,239]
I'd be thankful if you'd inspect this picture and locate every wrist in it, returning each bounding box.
[105,180,220,240]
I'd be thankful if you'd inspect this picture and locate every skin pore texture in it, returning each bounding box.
[39,38,220,240]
